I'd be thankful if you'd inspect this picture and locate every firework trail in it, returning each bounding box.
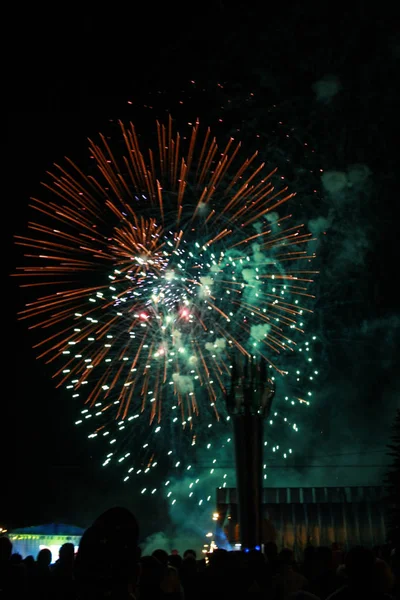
[15,116,318,498]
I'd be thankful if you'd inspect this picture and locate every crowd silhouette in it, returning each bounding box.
[0,507,398,599]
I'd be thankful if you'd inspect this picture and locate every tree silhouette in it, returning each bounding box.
[385,409,400,546]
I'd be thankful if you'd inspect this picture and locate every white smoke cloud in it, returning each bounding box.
[140,529,208,557]
[139,437,236,556]
[263,211,280,234]
[312,74,342,102]
[317,164,373,264]
[251,242,264,264]
[308,215,332,235]
[140,531,171,555]
[214,338,226,350]
[242,268,256,282]
[172,373,194,393]
[321,165,371,197]
[337,231,369,267]
[210,263,221,273]
[171,329,182,347]
[321,170,348,195]
[198,275,213,298]
[264,211,279,223]
[199,276,214,286]
[360,315,400,337]
[150,468,234,555]
[250,323,271,341]
[197,202,208,215]
[347,164,371,187]
[205,337,226,353]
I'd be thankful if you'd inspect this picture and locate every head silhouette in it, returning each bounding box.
[152,548,169,566]
[75,506,140,594]
[37,548,52,567]
[59,542,75,563]
[345,546,375,584]
[0,537,12,561]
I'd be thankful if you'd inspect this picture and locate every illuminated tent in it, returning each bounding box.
[8,523,84,560]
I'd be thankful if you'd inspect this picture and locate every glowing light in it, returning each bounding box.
[15,114,318,498]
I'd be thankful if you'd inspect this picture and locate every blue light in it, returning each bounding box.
[255,545,261,551]
[244,548,250,553]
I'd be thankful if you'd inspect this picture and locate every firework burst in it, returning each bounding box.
[15,116,318,493]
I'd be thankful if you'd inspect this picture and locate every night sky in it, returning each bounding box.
[4,5,399,541]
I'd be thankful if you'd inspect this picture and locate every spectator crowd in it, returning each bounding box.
[0,507,398,599]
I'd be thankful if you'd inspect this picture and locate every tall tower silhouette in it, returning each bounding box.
[226,355,275,550]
